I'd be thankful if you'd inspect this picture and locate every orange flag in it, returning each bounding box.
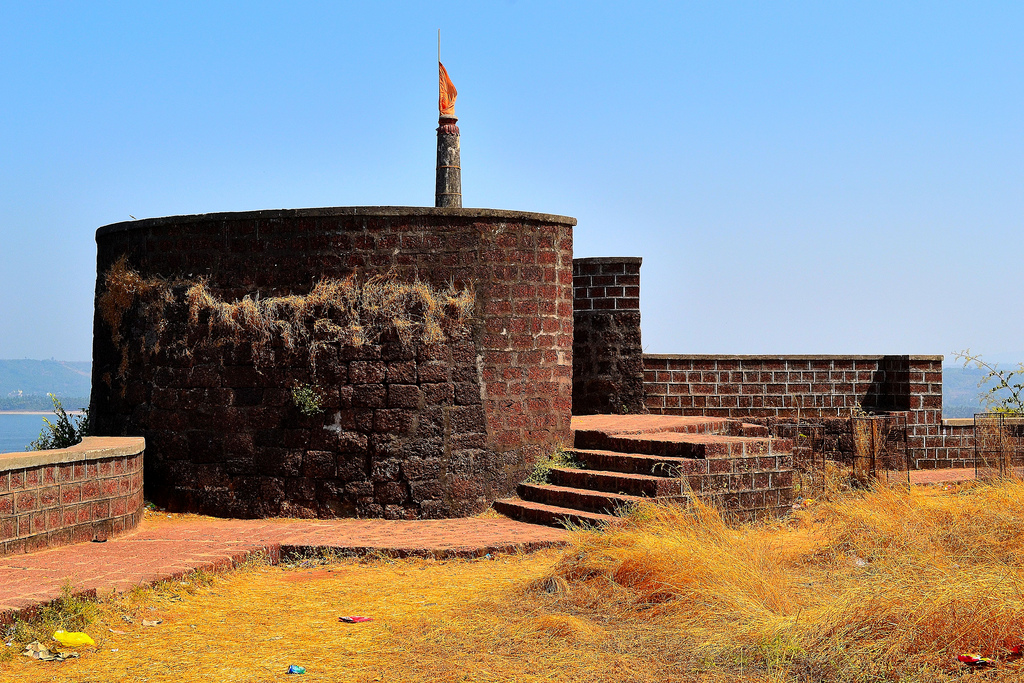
[439,62,457,116]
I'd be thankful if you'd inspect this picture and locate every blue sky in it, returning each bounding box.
[1,2,1022,363]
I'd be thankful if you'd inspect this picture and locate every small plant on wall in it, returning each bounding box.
[526,448,580,484]
[291,383,324,416]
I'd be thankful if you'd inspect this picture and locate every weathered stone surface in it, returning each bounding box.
[91,208,575,519]
[641,354,964,469]
[435,115,462,208]
[573,257,646,415]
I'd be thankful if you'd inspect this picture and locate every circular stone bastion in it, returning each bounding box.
[90,207,575,519]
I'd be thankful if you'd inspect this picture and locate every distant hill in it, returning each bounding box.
[942,365,1017,418]
[0,359,91,411]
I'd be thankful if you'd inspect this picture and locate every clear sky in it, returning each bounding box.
[1,2,1022,363]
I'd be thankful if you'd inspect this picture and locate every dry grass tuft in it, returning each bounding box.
[0,583,100,664]
[98,259,475,378]
[533,480,1024,680]
[8,482,1024,682]
[184,272,474,364]
[98,255,175,384]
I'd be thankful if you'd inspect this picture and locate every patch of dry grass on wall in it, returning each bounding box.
[97,256,475,380]
[8,481,1024,682]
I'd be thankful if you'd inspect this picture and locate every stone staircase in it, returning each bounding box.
[493,415,795,527]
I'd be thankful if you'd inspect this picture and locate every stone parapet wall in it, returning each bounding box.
[900,356,974,468]
[572,257,645,415]
[0,437,145,556]
[92,207,575,519]
[572,257,641,312]
[643,354,928,418]
[643,354,972,468]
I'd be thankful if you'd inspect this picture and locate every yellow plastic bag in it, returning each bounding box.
[53,630,95,647]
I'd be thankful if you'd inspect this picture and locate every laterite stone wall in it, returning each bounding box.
[0,437,144,556]
[643,354,923,419]
[643,354,973,468]
[572,257,645,415]
[91,207,575,519]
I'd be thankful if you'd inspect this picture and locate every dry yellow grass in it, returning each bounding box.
[97,256,476,381]
[6,480,1024,682]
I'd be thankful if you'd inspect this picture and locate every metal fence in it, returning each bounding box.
[973,413,1024,479]
[768,422,834,494]
[766,413,1024,490]
[850,414,910,486]
[768,414,910,491]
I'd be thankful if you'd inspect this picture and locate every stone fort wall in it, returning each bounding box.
[91,207,574,519]
[572,257,645,415]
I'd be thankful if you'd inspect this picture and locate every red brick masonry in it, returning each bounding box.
[572,257,645,415]
[643,354,973,468]
[0,437,144,557]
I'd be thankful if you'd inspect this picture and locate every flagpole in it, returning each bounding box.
[435,28,461,208]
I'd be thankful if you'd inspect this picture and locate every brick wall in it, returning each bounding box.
[572,257,645,415]
[91,207,575,519]
[643,354,973,468]
[0,437,145,556]
[903,356,975,469]
[643,354,922,418]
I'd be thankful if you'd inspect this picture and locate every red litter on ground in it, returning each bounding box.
[958,653,994,666]
[339,616,373,623]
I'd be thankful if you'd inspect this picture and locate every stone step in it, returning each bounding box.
[574,431,790,459]
[502,416,794,531]
[571,414,735,436]
[517,482,653,515]
[565,448,709,477]
[733,423,770,438]
[571,415,769,439]
[516,483,643,516]
[549,466,691,497]
[492,498,618,528]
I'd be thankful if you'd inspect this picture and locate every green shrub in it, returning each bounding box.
[954,350,1024,413]
[30,394,90,450]
[526,448,579,484]
[291,383,324,416]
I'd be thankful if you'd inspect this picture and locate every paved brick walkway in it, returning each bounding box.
[908,467,977,485]
[0,513,567,622]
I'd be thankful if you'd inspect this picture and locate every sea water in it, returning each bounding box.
[0,413,53,453]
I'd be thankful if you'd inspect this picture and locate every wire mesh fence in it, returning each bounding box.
[850,414,910,486]
[768,414,910,492]
[973,413,1024,480]
[767,422,834,494]
[766,413,1024,493]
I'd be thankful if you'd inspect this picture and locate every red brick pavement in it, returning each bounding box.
[908,467,977,485]
[0,514,567,623]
